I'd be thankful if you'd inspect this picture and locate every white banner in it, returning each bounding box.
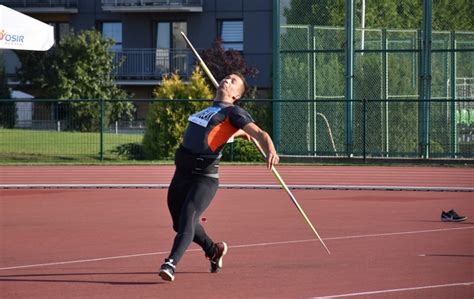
[0,5,54,51]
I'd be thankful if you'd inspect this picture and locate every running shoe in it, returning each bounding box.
[159,258,176,281]
[441,210,467,222]
[207,242,228,273]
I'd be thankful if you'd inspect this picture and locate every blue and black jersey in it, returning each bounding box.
[176,101,254,177]
[182,101,254,156]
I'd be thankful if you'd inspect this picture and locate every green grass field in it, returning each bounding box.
[0,129,143,163]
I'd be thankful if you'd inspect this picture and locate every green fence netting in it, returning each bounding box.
[0,98,472,162]
[275,0,473,158]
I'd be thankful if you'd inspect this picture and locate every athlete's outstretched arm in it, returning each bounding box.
[242,123,279,169]
[232,129,251,141]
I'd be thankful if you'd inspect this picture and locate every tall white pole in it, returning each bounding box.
[361,0,365,52]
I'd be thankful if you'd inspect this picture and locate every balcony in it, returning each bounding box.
[1,0,79,13]
[101,0,203,13]
[112,48,195,83]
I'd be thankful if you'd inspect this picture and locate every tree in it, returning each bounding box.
[0,52,11,97]
[16,30,135,131]
[0,52,14,128]
[283,0,473,30]
[142,67,213,159]
[0,52,11,99]
[284,0,345,26]
[200,38,258,92]
[432,0,474,31]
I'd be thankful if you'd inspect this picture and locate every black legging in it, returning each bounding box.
[166,169,219,264]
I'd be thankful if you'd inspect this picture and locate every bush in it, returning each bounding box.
[111,142,145,160]
[142,67,213,159]
[221,138,262,162]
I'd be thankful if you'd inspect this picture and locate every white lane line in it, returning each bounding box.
[1,226,472,271]
[325,226,474,241]
[313,282,474,298]
[1,183,473,192]
[229,226,474,249]
[0,251,172,271]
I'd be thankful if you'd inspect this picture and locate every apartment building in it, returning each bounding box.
[2,0,273,98]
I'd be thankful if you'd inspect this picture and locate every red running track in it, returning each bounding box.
[0,165,473,298]
[0,165,473,187]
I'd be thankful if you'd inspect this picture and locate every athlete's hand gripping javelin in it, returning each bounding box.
[232,127,279,169]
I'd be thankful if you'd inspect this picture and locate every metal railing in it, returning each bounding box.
[0,99,472,162]
[101,0,202,7]
[112,48,193,80]
[0,0,78,8]
[3,48,194,82]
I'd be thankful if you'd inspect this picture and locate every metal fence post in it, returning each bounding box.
[344,0,355,157]
[450,31,457,157]
[363,98,367,161]
[420,0,432,158]
[272,0,281,151]
[99,99,104,161]
[309,25,316,155]
[381,29,388,156]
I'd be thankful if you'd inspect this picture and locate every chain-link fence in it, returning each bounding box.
[0,98,471,162]
[0,99,146,162]
[0,99,273,162]
[273,98,473,158]
[275,0,474,159]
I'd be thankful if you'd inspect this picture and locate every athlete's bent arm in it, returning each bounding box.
[232,129,251,141]
[242,123,279,169]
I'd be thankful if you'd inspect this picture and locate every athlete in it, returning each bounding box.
[159,72,279,281]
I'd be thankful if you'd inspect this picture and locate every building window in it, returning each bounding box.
[219,20,243,51]
[102,22,122,51]
[156,22,187,49]
[155,22,188,76]
[156,22,170,49]
[48,22,70,42]
[172,22,187,49]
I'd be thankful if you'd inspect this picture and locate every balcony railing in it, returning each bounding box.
[112,48,194,81]
[101,0,203,12]
[1,0,79,13]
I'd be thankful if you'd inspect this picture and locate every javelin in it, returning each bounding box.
[180,32,330,255]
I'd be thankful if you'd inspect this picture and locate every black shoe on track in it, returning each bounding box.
[441,210,467,222]
[159,258,176,281]
[207,242,228,273]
